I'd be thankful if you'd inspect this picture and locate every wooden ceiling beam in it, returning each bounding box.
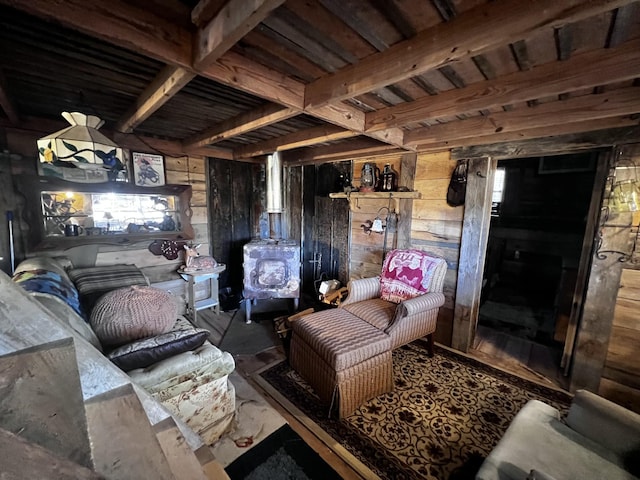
[234,125,358,159]
[183,103,298,148]
[0,68,19,125]
[405,87,640,147]
[115,66,195,133]
[413,115,640,154]
[450,123,640,160]
[284,138,401,165]
[193,0,285,71]
[191,0,228,27]
[366,38,640,131]
[304,0,637,108]
[1,0,409,152]
[0,0,193,68]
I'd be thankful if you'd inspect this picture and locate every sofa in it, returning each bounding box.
[290,249,447,418]
[12,255,236,446]
[475,389,640,480]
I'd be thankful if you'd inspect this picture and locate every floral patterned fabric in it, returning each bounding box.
[260,341,572,480]
[380,249,440,303]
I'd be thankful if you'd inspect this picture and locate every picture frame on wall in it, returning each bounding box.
[132,152,166,186]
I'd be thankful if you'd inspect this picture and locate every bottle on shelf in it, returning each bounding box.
[381,164,397,192]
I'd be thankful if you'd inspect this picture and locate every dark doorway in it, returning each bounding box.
[477,152,598,384]
[301,162,350,302]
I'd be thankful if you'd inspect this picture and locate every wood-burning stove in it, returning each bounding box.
[242,152,300,323]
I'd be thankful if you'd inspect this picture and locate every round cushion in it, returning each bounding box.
[90,285,177,347]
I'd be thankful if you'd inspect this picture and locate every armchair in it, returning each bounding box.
[340,252,447,354]
[289,249,447,417]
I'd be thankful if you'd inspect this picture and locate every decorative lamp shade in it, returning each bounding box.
[37,112,124,175]
[610,180,640,213]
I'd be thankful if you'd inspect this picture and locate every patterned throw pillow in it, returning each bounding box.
[90,285,177,347]
[379,249,440,303]
[106,317,210,371]
[68,264,149,316]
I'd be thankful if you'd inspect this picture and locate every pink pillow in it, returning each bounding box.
[380,249,440,303]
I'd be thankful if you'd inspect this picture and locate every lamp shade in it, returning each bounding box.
[37,112,125,181]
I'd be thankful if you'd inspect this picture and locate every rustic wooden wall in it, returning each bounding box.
[598,143,640,413]
[350,155,403,279]
[411,151,462,346]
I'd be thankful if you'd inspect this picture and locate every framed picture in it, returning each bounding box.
[132,152,166,186]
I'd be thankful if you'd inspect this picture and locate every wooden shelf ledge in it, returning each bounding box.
[329,191,421,211]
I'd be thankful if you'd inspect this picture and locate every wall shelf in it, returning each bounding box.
[329,191,421,211]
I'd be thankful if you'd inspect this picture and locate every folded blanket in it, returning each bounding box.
[13,268,86,320]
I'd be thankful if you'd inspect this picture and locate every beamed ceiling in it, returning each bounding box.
[0,0,639,164]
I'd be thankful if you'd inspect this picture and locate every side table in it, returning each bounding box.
[178,264,226,324]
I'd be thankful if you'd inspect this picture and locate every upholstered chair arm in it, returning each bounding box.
[340,277,381,306]
[399,292,445,317]
[385,292,445,349]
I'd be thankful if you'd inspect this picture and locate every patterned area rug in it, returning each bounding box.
[259,341,572,480]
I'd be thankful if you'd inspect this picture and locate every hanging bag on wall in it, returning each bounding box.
[447,159,468,207]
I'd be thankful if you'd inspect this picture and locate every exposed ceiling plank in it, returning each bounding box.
[450,124,640,160]
[419,116,640,153]
[367,38,640,131]
[304,0,636,108]
[1,0,410,153]
[115,66,195,133]
[0,68,19,125]
[405,88,640,147]
[234,125,358,158]
[113,132,235,160]
[0,0,193,68]
[1,0,304,113]
[284,138,400,165]
[183,103,298,148]
[0,116,235,160]
[193,0,286,71]
[407,91,640,151]
[191,0,228,27]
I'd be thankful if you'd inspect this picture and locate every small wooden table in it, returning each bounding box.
[178,264,226,324]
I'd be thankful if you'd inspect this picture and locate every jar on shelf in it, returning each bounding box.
[381,164,397,192]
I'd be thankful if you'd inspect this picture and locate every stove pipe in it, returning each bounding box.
[266,152,283,239]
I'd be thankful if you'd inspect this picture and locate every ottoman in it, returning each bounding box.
[289,308,394,418]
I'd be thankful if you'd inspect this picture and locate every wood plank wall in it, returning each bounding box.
[350,155,402,279]
[599,143,640,412]
[411,152,461,346]
[348,151,462,346]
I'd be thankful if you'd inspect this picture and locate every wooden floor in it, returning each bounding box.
[470,324,570,391]
[198,308,570,479]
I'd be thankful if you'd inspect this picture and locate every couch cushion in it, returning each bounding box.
[68,264,148,315]
[379,249,441,303]
[106,317,210,371]
[291,309,391,371]
[341,298,397,330]
[90,285,177,347]
[475,399,634,480]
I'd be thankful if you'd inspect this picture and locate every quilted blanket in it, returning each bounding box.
[13,268,85,320]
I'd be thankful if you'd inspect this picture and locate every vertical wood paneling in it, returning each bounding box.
[209,158,260,292]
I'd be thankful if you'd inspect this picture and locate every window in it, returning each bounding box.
[491,168,506,216]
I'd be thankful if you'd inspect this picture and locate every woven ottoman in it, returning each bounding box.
[289,308,394,418]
